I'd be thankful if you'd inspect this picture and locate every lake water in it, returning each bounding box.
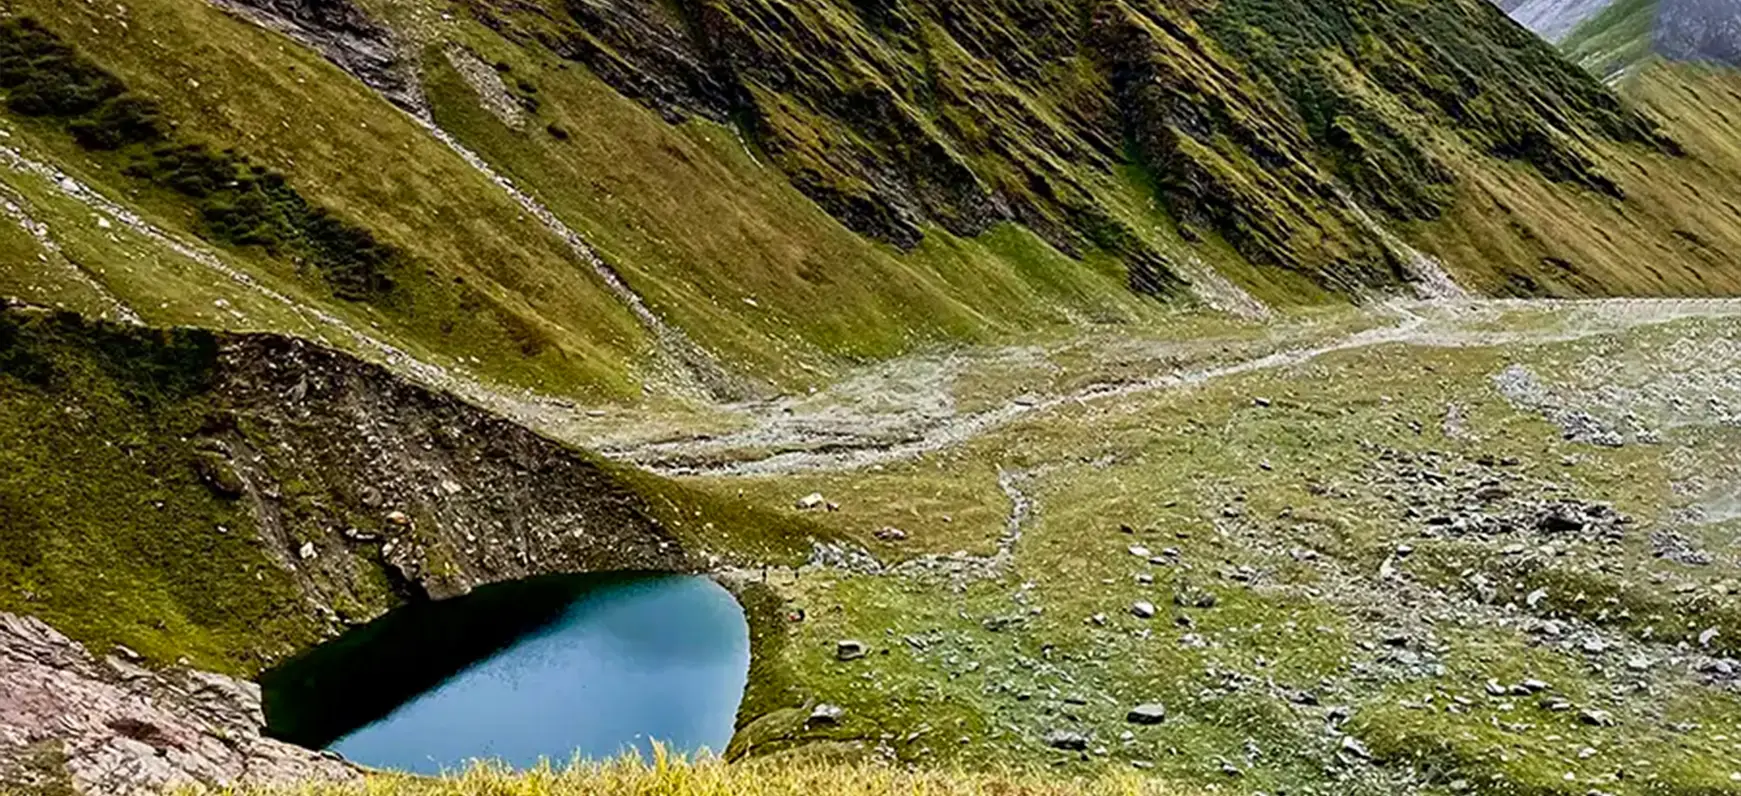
[260,573,750,775]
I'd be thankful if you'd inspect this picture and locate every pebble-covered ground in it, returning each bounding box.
[671,301,1741,795]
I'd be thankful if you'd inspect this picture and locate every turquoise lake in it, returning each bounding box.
[260,573,750,775]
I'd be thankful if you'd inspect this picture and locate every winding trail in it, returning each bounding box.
[599,298,1741,477]
[0,181,141,325]
[0,141,461,391]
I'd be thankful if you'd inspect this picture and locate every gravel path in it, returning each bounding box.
[597,298,1741,476]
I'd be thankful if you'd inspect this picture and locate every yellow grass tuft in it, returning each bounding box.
[213,746,1184,796]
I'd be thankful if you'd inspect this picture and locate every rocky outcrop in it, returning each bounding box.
[0,613,356,795]
[206,0,425,111]
[458,0,1670,295]
[1657,0,1741,66]
[0,304,707,674]
[1498,0,1620,43]
[206,330,695,606]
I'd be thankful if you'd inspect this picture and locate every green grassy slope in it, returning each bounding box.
[0,2,671,399]
[416,38,1176,384]
[1,0,1738,412]
[0,0,1188,404]
[441,0,1741,304]
[1561,0,1660,76]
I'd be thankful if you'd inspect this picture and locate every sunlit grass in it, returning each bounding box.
[214,747,1184,796]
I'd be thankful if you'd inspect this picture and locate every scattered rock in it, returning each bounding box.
[1701,659,1736,677]
[1174,586,1217,609]
[874,527,908,541]
[1042,729,1089,751]
[1125,703,1166,725]
[796,493,827,510]
[836,639,868,661]
[1577,708,1616,727]
[1651,530,1713,566]
[1131,601,1157,619]
[808,703,845,725]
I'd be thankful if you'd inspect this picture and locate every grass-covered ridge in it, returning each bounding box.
[0,17,397,299]
[1561,0,1660,77]
[0,304,818,676]
[448,0,1726,298]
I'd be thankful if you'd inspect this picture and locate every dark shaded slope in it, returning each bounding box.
[468,0,1674,294]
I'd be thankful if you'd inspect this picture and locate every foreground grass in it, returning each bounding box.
[217,756,1180,796]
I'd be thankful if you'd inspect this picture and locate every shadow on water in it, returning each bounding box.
[260,571,749,771]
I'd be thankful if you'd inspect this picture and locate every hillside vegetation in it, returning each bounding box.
[5,0,1741,794]
[0,0,1738,404]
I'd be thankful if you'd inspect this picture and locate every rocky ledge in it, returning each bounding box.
[0,612,356,795]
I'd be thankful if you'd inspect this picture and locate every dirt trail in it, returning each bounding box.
[0,180,141,325]
[599,298,1741,477]
[0,140,466,392]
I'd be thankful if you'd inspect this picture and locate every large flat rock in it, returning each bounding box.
[0,613,357,795]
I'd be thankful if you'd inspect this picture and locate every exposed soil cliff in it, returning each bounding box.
[0,301,814,791]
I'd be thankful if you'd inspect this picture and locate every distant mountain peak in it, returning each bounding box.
[1496,0,1741,73]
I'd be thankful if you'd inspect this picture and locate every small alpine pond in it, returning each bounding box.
[260,572,749,774]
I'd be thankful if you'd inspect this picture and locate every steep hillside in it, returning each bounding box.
[0,302,810,672]
[10,0,1741,793]
[0,0,1737,410]
[430,0,1741,301]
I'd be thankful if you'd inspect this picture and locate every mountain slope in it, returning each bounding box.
[1498,0,1741,76]
[0,0,1738,410]
[12,0,1741,792]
